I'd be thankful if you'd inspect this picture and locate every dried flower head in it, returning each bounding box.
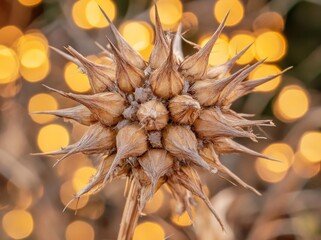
[34,4,291,240]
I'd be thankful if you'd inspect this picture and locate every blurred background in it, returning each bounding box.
[0,0,321,239]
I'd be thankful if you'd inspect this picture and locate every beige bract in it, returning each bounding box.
[35,5,290,240]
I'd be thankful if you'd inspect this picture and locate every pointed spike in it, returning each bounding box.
[173,23,184,61]
[32,105,97,126]
[207,42,254,79]
[50,46,83,68]
[98,6,146,69]
[179,11,230,81]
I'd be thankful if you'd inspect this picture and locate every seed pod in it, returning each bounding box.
[104,124,148,182]
[138,149,173,193]
[99,8,146,70]
[163,125,217,173]
[44,85,127,126]
[169,95,201,125]
[33,105,97,126]
[66,46,116,93]
[149,40,184,99]
[207,43,253,80]
[179,12,229,82]
[171,166,225,231]
[193,108,257,141]
[36,123,116,166]
[190,66,248,106]
[108,39,145,93]
[149,4,169,69]
[200,143,261,195]
[137,100,169,130]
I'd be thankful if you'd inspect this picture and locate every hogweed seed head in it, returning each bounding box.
[34,4,292,240]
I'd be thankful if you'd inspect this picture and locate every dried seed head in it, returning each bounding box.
[104,124,148,181]
[194,108,257,141]
[44,85,127,126]
[179,12,229,82]
[138,149,173,192]
[136,100,169,130]
[108,40,145,93]
[163,125,217,173]
[66,46,116,93]
[149,4,169,69]
[149,40,184,99]
[169,95,201,125]
[33,105,97,126]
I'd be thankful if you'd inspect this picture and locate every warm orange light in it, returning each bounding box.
[65,221,95,240]
[64,62,91,93]
[85,0,116,28]
[16,32,48,54]
[0,25,23,46]
[133,222,165,240]
[37,124,69,152]
[72,0,93,30]
[253,12,284,32]
[2,210,34,239]
[150,0,183,30]
[181,12,198,30]
[292,152,320,178]
[171,209,194,226]
[200,34,229,66]
[120,21,154,51]
[144,189,164,214]
[273,85,309,122]
[20,48,47,68]
[299,131,321,163]
[60,181,89,210]
[255,162,287,183]
[72,166,97,192]
[257,143,294,173]
[229,33,255,64]
[0,45,19,84]
[255,31,286,62]
[20,58,50,82]
[248,64,281,92]
[139,44,154,61]
[214,0,244,27]
[28,93,58,124]
[18,0,42,7]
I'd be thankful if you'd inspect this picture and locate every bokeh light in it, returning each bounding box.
[20,58,50,82]
[85,0,116,28]
[120,21,154,51]
[64,62,91,93]
[181,12,198,30]
[72,166,97,192]
[171,209,194,226]
[60,181,89,210]
[37,124,69,152]
[273,85,309,122]
[299,131,321,163]
[0,25,23,46]
[200,34,229,66]
[256,143,294,182]
[144,188,164,214]
[150,0,183,30]
[28,93,58,124]
[229,33,255,65]
[72,0,93,29]
[2,210,34,239]
[214,0,244,27]
[133,222,165,240]
[253,12,284,32]
[293,152,320,179]
[0,45,19,84]
[18,0,42,7]
[248,64,282,92]
[65,221,95,240]
[255,31,287,62]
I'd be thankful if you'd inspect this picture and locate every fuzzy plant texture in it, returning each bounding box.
[35,5,290,240]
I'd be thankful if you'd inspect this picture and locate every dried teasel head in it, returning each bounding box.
[34,3,292,240]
